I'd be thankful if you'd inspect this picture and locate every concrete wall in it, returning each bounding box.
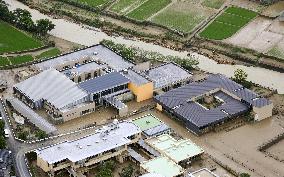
[128,82,154,102]
[61,102,97,122]
[253,103,273,121]
[36,132,142,174]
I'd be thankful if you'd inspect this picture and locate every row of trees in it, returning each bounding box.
[0,120,6,149]
[101,40,199,71]
[95,160,134,177]
[0,0,55,36]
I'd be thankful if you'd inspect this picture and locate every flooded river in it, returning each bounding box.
[4,0,284,93]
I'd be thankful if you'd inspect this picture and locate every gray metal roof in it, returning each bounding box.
[156,74,271,109]
[35,45,133,71]
[154,74,271,130]
[145,63,192,89]
[62,62,107,78]
[91,45,134,71]
[143,123,170,137]
[79,72,130,94]
[35,121,141,164]
[14,69,88,110]
[128,147,146,163]
[8,97,57,134]
[122,70,149,86]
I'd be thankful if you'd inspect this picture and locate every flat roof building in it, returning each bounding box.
[34,45,134,72]
[140,156,184,177]
[36,121,141,176]
[144,63,192,90]
[155,74,273,134]
[146,134,204,164]
[188,168,219,177]
[140,173,165,177]
[132,114,170,137]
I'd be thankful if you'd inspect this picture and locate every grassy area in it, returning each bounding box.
[9,55,34,65]
[152,4,206,33]
[202,0,226,9]
[267,47,284,60]
[72,0,109,8]
[199,6,257,40]
[36,48,61,60]
[110,0,138,13]
[0,57,10,66]
[0,21,42,54]
[126,0,171,21]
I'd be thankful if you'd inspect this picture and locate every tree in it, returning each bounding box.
[35,130,48,139]
[0,120,5,137]
[233,68,247,84]
[232,68,252,88]
[12,8,35,32]
[240,173,250,177]
[119,165,134,177]
[0,136,6,149]
[18,131,28,140]
[0,0,13,22]
[36,19,55,36]
[95,160,115,177]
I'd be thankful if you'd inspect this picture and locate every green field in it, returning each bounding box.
[0,57,10,66]
[202,0,226,9]
[9,55,34,65]
[127,0,171,21]
[111,0,138,13]
[72,0,109,7]
[152,4,207,33]
[267,47,284,60]
[0,21,42,54]
[199,7,257,40]
[36,48,61,60]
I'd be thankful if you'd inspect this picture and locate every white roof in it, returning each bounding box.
[36,121,141,164]
[140,173,165,177]
[147,63,192,89]
[8,97,57,134]
[14,69,88,110]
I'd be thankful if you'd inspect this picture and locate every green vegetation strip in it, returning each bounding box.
[0,57,10,66]
[36,48,61,60]
[0,21,42,54]
[71,0,109,7]
[111,0,138,13]
[202,0,226,9]
[152,6,205,33]
[127,0,171,21]
[199,7,257,40]
[9,55,34,65]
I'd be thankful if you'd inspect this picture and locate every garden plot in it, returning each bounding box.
[199,6,258,40]
[110,0,147,14]
[0,21,42,54]
[225,17,284,53]
[151,1,215,33]
[126,0,172,21]
[72,0,109,8]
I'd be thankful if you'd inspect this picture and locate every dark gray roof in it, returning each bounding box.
[156,74,271,109]
[173,91,249,128]
[78,72,130,94]
[154,74,271,131]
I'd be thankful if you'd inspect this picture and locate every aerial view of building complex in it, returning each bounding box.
[0,0,283,177]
